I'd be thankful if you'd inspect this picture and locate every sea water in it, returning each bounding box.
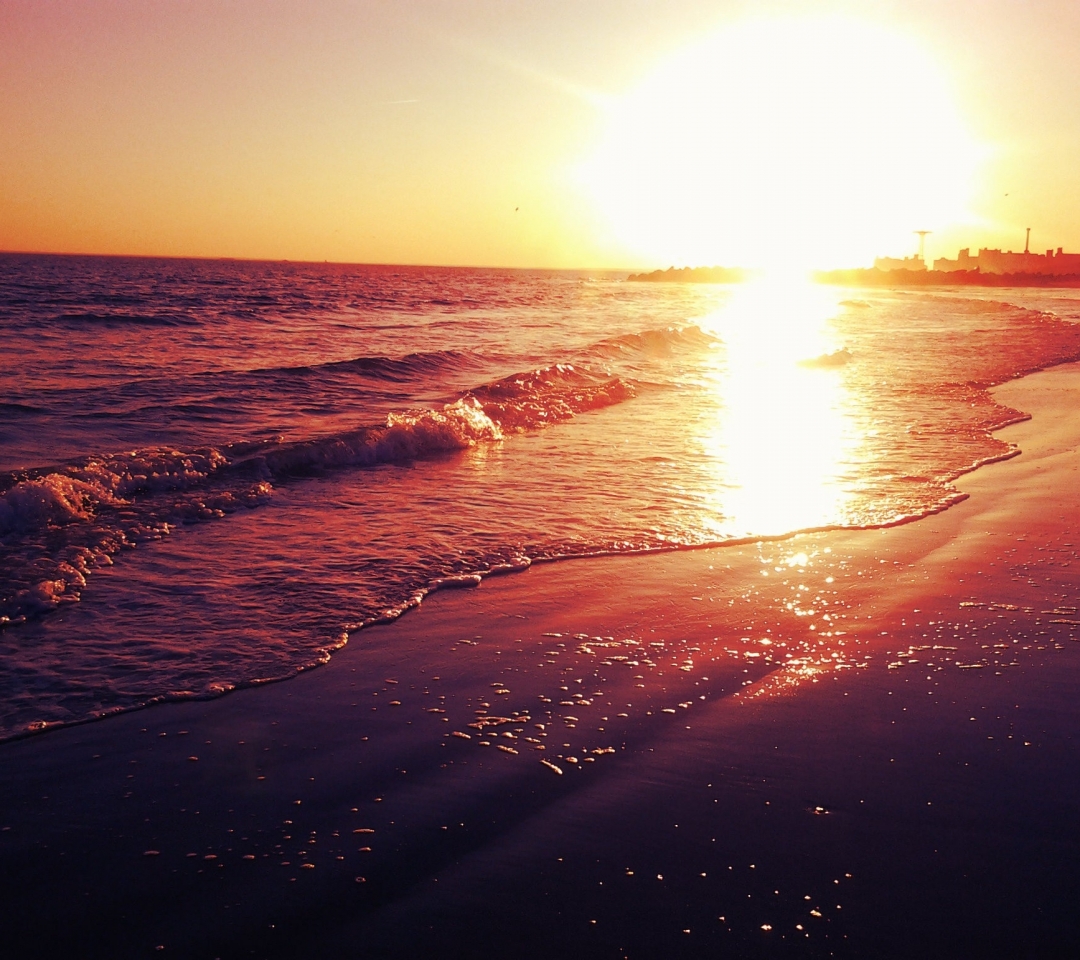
[3,253,1080,738]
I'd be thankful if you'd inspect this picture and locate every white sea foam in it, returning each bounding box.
[0,475,109,534]
[0,362,633,630]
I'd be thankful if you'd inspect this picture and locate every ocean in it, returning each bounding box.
[4,252,1080,741]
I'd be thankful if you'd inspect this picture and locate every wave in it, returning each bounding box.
[0,402,44,415]
[0,364,635,628]
[918,293,1059,320]
[586,324,721,360]
[258,348,484,383]
[799,348,852,368]
[221,323,715,389]
[46,311,200,328]
[466,364,635,430]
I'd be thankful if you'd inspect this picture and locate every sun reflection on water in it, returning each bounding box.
[697,275,864,537]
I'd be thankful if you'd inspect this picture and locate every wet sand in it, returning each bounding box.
[3,365,1080,959]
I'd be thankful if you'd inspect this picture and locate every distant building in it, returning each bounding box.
[934,246,1080,275]
[873,255,927,272]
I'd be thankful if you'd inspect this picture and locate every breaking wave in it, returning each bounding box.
[0,363,635,628]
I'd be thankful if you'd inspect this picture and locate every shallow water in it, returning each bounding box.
[3,253,1080,738]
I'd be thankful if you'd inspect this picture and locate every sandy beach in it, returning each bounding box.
[3,362,1080,959]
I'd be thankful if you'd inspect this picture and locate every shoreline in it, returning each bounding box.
[0,391,1034,749]
[3,363,1080,957]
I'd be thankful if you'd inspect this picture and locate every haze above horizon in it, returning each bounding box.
[3,0,1079,271]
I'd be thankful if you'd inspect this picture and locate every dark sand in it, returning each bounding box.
[3,365,1080,959]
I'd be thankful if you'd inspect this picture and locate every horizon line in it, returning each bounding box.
[0,248,651,274]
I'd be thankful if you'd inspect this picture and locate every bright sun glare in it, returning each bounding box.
[581,17,982,271]
[697,276,860,537]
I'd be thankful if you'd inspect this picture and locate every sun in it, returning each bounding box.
[580,17,983,272]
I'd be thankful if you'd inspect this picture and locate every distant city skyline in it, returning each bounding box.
[873,229,1080,275]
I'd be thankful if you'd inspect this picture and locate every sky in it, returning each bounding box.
[2,0,1079,269]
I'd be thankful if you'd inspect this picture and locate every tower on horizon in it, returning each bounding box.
[915,230,931,262]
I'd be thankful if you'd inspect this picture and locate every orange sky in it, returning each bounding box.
[2,0,1079,269]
